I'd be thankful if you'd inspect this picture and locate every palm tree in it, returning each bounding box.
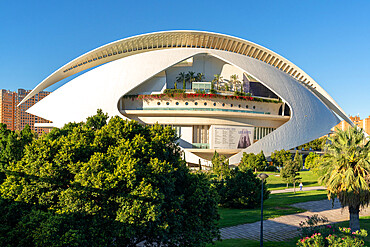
[213,74,223,90]
[229,74,240,92]
[319,127,370,231]
[176,72,186,89]
[196,73,205,82]
[186,71,196,89]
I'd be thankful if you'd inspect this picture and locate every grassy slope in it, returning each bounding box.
[210,216,370,247]
[264,170,321,191]
[219,190,327,228]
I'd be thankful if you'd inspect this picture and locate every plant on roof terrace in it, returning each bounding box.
[176,72,187,90]
[124,93,282,104]
[213,74,223,90]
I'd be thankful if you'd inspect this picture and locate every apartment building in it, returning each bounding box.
[332,115,370,135]
[0,89,51,135]
[0,90,17,130]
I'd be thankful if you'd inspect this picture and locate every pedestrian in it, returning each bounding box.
[299,182,303,191]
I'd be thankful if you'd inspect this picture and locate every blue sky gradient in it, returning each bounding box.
[0,0,369,118]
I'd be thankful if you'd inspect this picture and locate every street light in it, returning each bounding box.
[257,173,269,247]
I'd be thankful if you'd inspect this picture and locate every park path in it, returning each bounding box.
[220,195,370,241]
[270,186,325,194]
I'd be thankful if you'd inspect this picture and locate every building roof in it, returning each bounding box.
[20,30,353,126]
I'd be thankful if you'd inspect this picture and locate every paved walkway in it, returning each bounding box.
[220,199,370,241]
[270,186,325,194]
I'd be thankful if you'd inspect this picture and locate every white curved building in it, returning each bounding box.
[24,31,353,166]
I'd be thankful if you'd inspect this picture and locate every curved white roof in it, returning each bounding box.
[22,30,353,125]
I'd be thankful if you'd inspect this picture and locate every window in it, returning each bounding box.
[176,102,179,105]
[195,102,198,105]
[166,102,170,105]
[185,102,189,105]
[193,125,210,144]
[204,102,207,106]
[213,103,216,106]
[157,102,161,105]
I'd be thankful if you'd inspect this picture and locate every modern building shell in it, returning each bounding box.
[23,30,353,166]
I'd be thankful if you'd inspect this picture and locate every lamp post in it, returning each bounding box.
[257,173,269,247]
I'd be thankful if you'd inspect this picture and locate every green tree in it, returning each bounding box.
[186,71,196,89]
[218,168,270,209]
[0,124,35,183]
[271,149,291,167]
[212,151,230,181]
[293,150,303,170]
[176,72,186,89]
[319,127,370,231]
[239,151,267,172]
[280,159,301,193]
[305,152,321,174]
[297,137,327,151]
[85,109,108,130]
[0,111,220,246]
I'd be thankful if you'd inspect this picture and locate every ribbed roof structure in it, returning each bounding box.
[21,30,353,125]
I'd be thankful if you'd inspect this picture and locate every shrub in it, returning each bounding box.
[218,169,269,209]
[164,88,186,94]
[297,228,367,247]
[297,215,367,246]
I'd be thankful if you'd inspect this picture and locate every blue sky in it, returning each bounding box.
[0,0,369,118]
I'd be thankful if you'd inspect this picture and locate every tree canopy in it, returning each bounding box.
[297,137,327,151]
[0,123,35,183]
[270,149,291,167]
[239,151,267,172]
[304,152,321,174]
[0,110,220,246]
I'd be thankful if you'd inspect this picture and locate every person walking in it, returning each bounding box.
[299,182,303,191]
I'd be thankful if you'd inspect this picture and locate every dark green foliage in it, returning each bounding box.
[218,168,270,209]
[85,109,108,130]
[270,149,292,167]
[297,137,327,151]
[0,124,35,183]
[239,151,267,171]
[293,150,303,170]
[264,165,278,172]
[0,110,220,246]
[163,88,186,94]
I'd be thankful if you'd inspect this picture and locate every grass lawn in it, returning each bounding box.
[264,170,321,191]
[210,216,370,247]
[218,190,327,228]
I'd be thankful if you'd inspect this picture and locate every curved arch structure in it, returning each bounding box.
[25,31,353,165]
